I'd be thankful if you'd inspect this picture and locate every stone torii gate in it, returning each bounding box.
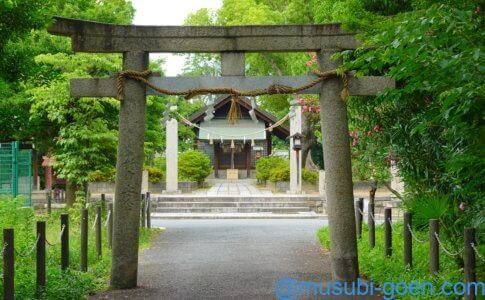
[48,17,394,288]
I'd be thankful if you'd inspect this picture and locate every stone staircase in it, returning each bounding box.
[151,195,324,219]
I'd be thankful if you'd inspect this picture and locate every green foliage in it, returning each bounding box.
[310,142,324,170]
[178,150,212,183]
[317,224,480,299]
[302,169,318,184]
[144,166,165,183]
[340,3,484,233]
[0,195,159,298]
[87,168,116,182]
[255,156,289,182]
[403,194,452,230]
[269,163,290,183]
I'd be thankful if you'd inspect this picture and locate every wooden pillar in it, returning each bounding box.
[246,143,251,178]
[267,131,272,155]
[317,50,358,281]
[214,143,219,178]
[111,51,148,289]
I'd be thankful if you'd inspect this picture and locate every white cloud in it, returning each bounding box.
[131,0,222,76]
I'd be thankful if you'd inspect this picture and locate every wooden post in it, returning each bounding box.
[61,213,69,270]
[101,193,106,214]
[368,197,375,248]
[214,143,219,178]
[384,207,392,257]
[140,194,146,228]
[464,227,476,300]
[80,208,88,272]
[108,203,113,249]
[317,50,358,281]
[355,198,363,239]
[146,192,151,229]
[96,205,102,257]
[403,212,412,267]
[111,51,148,289]
[47,190,52,214]
[3,228,14,300]
[36,221,46,294]
[429,219,439,273]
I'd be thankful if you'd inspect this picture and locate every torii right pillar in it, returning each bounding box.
[318,50,359,281]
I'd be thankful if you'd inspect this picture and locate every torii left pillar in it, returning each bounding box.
[111,51,148,289]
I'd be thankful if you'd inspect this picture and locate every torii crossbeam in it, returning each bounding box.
[48,16,395,289]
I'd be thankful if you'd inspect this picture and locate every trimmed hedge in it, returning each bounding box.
[178,150,212,183]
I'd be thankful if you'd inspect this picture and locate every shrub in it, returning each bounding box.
[144,166,165,183]
[178,150,212,183]
[302,169,318,184]
[255,156,289,182]
[87,168,116,182]
[269,163,290,183]
[317,225,473,299]
[0,196,158,298]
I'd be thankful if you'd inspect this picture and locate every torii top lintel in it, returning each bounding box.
[47,16,359,53]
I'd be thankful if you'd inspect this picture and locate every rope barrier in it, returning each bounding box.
[116,69,350,101]
[104,211,111,227]
[91,214,99,231]
[177,112,290,140]
[434,232,463,257]
[0,242,7,257]
[15,235,40,258]
[407,224,427,244]
[387,218,398,232]
[471,243,485,263]
[46,225,66,247]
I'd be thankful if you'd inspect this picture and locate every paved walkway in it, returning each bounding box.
[194,179,272,196]
[93,220,334,299]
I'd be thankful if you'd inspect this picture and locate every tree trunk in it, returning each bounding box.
[369,180,377,205]
[65,180,77,207]
[301,113,316,167]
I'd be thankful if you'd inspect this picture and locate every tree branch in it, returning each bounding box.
[383,182,403,200]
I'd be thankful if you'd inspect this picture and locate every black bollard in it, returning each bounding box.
[403,212,412,267]
[429,219,439,274]
[384,207,392,257]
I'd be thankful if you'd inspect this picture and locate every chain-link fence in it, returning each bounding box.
[0,141,32,205]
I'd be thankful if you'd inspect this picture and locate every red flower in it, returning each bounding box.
[459,202,466,211]
[475,6,480,13]
[352,138,359,147]
[306,60,314,67]
[373,124,381,132]
[366,131,373,136]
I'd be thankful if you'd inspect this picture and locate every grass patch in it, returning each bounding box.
[0,196,161,299]
[317,224,484,299]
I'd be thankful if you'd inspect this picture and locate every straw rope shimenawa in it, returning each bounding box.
[116,69,349,101]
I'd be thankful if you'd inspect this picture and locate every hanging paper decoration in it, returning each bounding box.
[251,139,255,147]
[227,97,242,124]
[230,140,235,149]
[243,136,246,144]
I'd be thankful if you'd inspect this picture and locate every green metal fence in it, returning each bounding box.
[0,142,32,205]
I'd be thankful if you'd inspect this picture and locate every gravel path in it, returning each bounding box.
[92,219,377,299]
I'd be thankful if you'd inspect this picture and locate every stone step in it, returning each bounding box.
[154,207,312,214]
[155,201,314,208]
[151,212,323,219]
[155,196,323,202]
